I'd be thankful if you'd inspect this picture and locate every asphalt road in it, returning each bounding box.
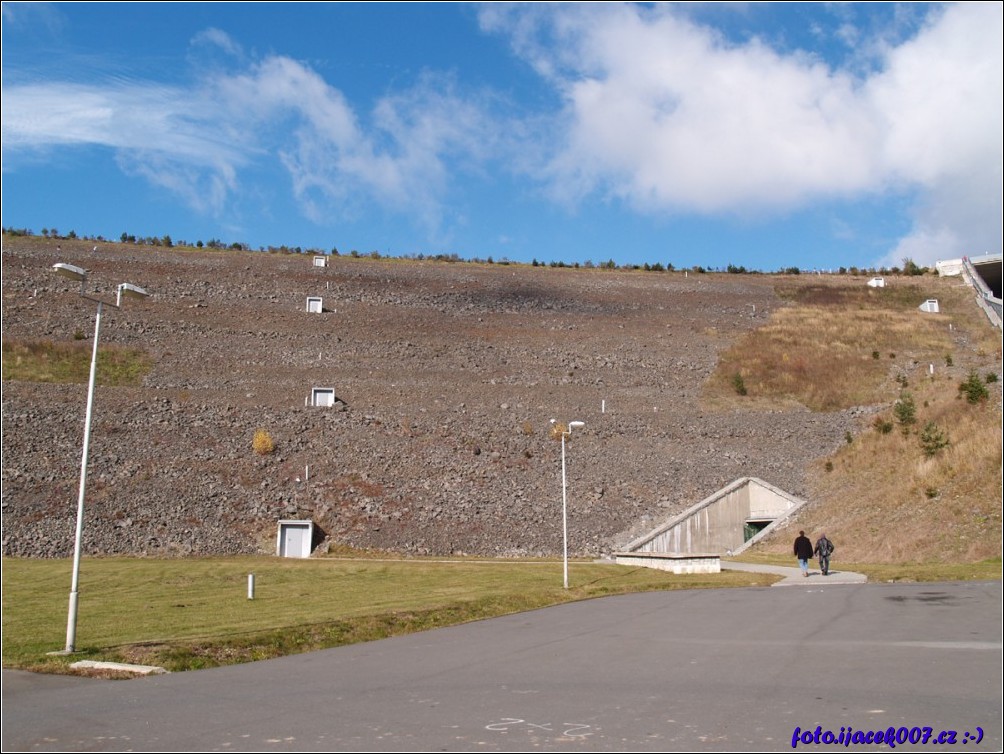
[3,581,1000,752]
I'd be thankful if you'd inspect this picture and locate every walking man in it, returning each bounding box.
[794,530,813,577]
[815,533,834,576]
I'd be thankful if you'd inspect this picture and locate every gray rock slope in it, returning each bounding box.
[2,241,858,558]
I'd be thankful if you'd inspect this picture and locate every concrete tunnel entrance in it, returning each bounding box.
[614,478,807,573]
[743,519,773,543]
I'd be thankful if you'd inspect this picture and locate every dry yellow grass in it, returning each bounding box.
[707,278,986,412]
[783,383,1002,563]
[713,275,1002,565]
[252,428,276,455]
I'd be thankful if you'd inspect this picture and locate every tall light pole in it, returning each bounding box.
[51,263,149,654]
[550,419,585,589]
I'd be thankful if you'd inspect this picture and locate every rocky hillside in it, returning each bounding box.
[3,237,865,558]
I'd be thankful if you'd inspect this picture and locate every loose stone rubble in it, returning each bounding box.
[2,239,862,558]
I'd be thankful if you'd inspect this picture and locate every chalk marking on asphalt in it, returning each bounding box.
[484,718,596,738]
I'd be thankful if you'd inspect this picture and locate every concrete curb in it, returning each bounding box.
[70,660,168,675]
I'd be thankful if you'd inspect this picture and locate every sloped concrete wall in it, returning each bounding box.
[749,482,801,520]
[622,477,806,557]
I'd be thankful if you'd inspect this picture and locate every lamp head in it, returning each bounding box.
[549,419,584,441]
[117,283,149,300]
[52,263,88,282]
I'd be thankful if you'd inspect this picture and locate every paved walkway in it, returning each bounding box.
[4,581,998,752]
[722,559,867,585]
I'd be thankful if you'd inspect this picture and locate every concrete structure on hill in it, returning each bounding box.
[939,254,1002,328]
[615,478,806,573]
[277,520,315,558]
[936,259,965,277]
[965,254,1002,327]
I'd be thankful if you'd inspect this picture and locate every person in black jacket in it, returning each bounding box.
[814,533,834,576]
[793,531,814,577]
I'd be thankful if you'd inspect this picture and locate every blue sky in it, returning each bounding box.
[3,2,1001,271]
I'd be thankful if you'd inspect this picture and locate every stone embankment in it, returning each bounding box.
[2,239,861,558]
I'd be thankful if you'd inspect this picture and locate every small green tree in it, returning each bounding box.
[919,421,950,457]
[731,372,748,396]
[893,392,916,433]
[959,371,989,404]
[872,416,894,434]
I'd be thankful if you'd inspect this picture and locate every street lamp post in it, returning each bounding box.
[52,263,149,654]
[551,419,585,589]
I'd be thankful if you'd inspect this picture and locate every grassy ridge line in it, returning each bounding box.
[1,556,778,674]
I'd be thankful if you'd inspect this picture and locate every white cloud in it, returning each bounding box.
[2,39,499,235]
[868,3,1003,265]
[1,2,66,36]
[488,4,885,213]
[210,58,501,236]
[484,2,1002,265]
[4,6,1000,264]
[191,27,245,60]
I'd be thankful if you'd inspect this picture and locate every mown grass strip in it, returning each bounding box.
[2,556,778,674]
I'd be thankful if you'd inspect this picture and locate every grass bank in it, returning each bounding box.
[2,556,778,675]
[2,339,152,386]
[706,278,998,412]
[706,274,1001,565]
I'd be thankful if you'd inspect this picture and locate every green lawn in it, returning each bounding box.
[2,556,778,674]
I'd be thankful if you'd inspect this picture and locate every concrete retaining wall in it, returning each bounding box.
[622,477,806,557]
[614,552,720,574]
